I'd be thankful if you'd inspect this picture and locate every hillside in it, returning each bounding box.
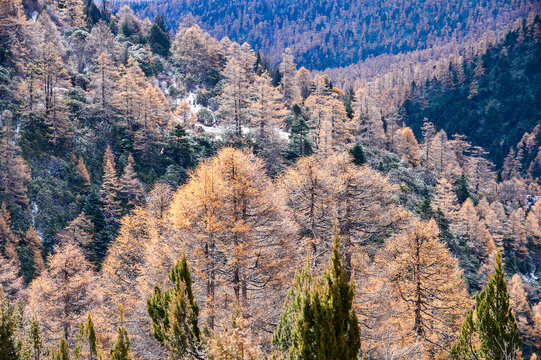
[1,0,541,359]
[123,0,537,70]
[401,17,541,170]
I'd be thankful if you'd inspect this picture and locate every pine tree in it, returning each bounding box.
[148,15,170,57]
[75,315,99,360]
[27,317,43,360]
[289,238,360,360]
[0,288,20,360]
[273,261,312,358]
[146,255,203,360]
[110,312,132,360]
[100,146,120,224]
[349,144,366,165]
[455,173,472,204]
[287,107,312,160]
[52,338,70,360]
[450,252,521,359]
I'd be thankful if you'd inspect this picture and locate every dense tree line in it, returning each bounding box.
[402,16,541,169]
[122,0,536,70]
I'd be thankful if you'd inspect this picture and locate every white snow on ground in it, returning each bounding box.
[185,92,203,115]
[30,202,44,242]
[174,92,290,140]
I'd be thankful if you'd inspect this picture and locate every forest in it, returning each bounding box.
[0,0,540,359]
[121,0,538,70]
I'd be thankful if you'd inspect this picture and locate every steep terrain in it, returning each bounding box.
[123,0,537,69]
[1,0,541,358]
[401,17,541,169]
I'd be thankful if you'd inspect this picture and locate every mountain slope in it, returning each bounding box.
[401,16,541,169]
[123,0,537,70]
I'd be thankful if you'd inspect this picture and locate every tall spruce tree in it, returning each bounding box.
[289,238,360,360]
[146,255,203,360]
[450,252,521,359]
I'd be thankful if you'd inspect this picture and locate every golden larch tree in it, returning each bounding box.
[169,148,297,331]
[28,241,95,346]
[250,72,287,140]
[279,48,300,107]
[0,110,31,206]
[382,219,471,359]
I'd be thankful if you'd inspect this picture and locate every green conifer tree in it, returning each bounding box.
[149,15,170,57]
[146,255,203,360]
[272,260,312,358]
[455,173,471,205]
[27,318,42,360]
[450,252,521,359]
[289,238,360,360]
[75,314,98,360]
[287,114,312,161]
[0,288,19,360]
[109,318,132,360]
[53,339,70,360]
[349,144,366,165]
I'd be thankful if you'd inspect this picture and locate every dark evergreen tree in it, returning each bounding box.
[416,197,433,220]
[450,252,521,359]
[84,0,101,27]
[28,318,42,360]
[146,255,203,359]
[286,113,312,161]
[149,15,170,57]
[289,238,361,360]
[455,173,471,205]
[0,289,19,360]
[349,144,366,165]
[82,190,111,262]
[164,125,194,169]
